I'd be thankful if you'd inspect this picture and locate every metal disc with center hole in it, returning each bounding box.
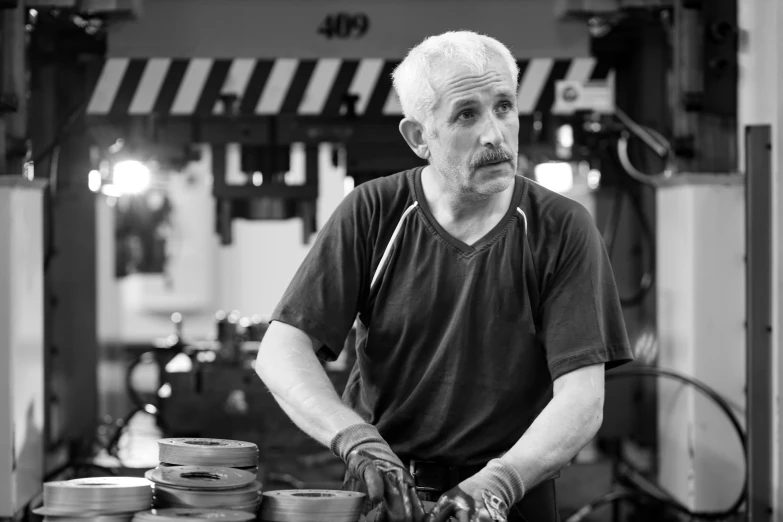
[43,515,135,522]
[158,439,258,468]
[152,480,261,506]
[158,463,258,478]
[34,507,137,518]
[145,466,255,491]
[259,490,366,522]
[33,477,152,516]
[152,499,259,513]
[132,508,256,522]
[152,496,259,514]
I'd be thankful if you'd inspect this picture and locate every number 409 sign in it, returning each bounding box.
[317,12,370,39]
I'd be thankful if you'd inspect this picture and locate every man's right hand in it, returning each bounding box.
[331,423,425,522]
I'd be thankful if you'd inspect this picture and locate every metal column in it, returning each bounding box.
[745,124,773,521]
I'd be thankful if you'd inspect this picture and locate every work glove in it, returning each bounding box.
[331,423,426,522]
[425,459,526,522]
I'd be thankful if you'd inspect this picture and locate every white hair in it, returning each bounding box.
[391,31,519,125]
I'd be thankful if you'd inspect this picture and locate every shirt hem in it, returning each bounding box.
[270,306,347,360]
[548,343,634,381]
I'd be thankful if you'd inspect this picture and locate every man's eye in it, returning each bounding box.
[497,102,513,113]
[458,110,474,120]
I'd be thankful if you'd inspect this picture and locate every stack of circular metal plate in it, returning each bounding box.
[32,477,152,521]
[157,439,259,478]
[132,508,256,522]
[260,490,366,522]
[145,465,261,513]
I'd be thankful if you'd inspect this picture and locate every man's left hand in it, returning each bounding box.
[425,484,509,522]
[424,459,525,522]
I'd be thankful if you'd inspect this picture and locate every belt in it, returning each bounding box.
[402,459,561,496]
[403,459,486,496]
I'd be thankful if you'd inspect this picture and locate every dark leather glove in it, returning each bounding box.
[331,423,425,522]
[425,459,525,522]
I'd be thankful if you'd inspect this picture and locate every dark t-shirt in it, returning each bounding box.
[271,166,633,465]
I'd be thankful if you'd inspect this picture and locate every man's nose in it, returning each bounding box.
[480,114,504,148]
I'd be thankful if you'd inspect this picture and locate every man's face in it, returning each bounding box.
[423,59,519,198]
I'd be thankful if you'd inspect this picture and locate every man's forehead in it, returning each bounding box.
[430,61,516,99]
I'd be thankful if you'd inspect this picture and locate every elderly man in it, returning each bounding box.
[256,31,633,522]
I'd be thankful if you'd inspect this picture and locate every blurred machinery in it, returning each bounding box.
[2,0,775,520]
[117,311,351,490]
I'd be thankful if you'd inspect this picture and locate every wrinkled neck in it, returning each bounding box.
[421,165,513,225]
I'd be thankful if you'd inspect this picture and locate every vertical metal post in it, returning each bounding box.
[0,3,27,176]
[746,124,773,521]
[29,53,101,469]
[671,0,738,173]
[212,144,232,245]
[302,144,319,243]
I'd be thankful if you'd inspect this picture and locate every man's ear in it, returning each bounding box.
[399,118,431,161]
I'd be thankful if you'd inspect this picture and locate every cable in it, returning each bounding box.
[613,108,674,187]
[619,188,655,308]
[617,129,673,187]
[126,351,159,415]
[600,180,656,308]
[568,367,747,521]
[610,114,665,307]
[103,350,168,460]
[33,98,89,167]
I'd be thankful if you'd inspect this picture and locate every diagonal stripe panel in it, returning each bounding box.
[535,59,571,113]
[87,58,129,115]
[129,58,171,115]
[86,57,614,117]
[382,89,402,115]
[195,59,232,115]
[214,58,256,114]
[347,58,384,116]
[322,60,360,117]
[517,58,554,115]
[364,61,398,116]
[298,58,342,115]
[565,57,595,84]
[153,59,189,115]
[171,58,214,115]
[110,59,147,115]
[280,60,316,114]
[239,60,274,115]
[256,59,299,115]
[590,60,612,81]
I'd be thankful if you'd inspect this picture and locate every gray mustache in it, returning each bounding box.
[470,148,512,169]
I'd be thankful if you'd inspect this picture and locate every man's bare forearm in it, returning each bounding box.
[499,366,604,493]
[255,321,365,447]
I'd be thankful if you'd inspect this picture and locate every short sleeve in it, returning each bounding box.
[270,188,371,361]
[538,203,634,381]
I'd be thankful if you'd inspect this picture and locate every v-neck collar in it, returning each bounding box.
[411,166,525,254]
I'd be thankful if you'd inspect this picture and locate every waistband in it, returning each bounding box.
[402,458,486,494]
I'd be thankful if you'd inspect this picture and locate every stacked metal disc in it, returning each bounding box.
[146,464,261,513]
[151,438,260,512]
[157,438,259,477]
[132,508,256,522]
[260,490,366,522]
[32,477,152,521]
